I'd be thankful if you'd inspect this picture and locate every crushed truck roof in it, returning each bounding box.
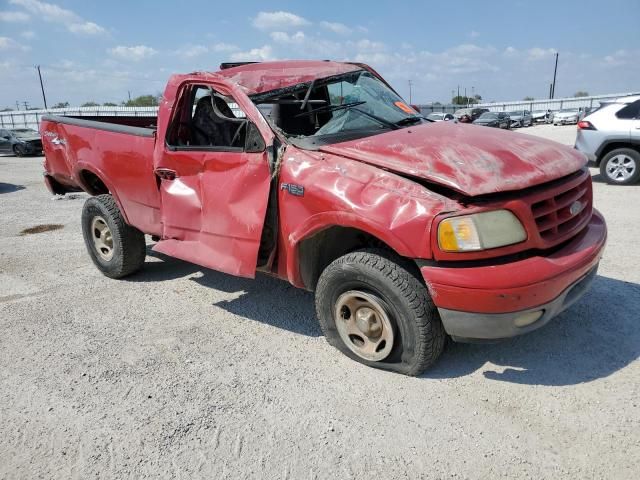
[216,60,362,95]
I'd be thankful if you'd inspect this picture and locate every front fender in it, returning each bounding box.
[285,211,425,287]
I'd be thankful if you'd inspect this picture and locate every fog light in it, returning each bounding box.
[513,310,544,328]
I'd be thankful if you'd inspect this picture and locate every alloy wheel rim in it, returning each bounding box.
[334,290,394,362]
[91,216,114,261]
[606,154,636,182]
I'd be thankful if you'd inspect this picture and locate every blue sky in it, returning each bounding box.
[0,0,638,109]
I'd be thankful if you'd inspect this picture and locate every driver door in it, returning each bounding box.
[152,81,272,278]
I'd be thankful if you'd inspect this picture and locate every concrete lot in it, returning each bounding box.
[1,125,638,479]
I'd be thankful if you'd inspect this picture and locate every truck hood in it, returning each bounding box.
[318,122,587,196]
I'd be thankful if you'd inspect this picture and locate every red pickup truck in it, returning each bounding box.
[41,61,606,375]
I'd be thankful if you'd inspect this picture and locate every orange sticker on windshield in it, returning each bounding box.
[394,101,416,114]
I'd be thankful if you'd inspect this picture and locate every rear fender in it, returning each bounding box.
[72,163,130,224]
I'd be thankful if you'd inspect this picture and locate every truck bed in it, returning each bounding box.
[40,114,162,235]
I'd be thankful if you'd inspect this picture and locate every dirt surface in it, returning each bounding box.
[1,127,639,479]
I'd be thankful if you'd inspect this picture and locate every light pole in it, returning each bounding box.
[408,79,413,104]
[36,65,47,109]
[551,52,559,99]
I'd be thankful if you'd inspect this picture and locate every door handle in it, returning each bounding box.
[155,168,178,180]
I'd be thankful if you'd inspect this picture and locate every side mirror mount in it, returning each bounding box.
[244,121,266,153]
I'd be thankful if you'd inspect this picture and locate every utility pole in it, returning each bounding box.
[22,101,29,110]
[551,52,559,99]
[128,90,131,102]
[407,80,413,104]
[464,87,467,106]
[451,90,455,105]
[15,101,20,110]
[457,85,460,104]
[36,65,48,109]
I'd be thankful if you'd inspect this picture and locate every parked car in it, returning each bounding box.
[473,112,511,129]
[454,107,488,122]
[575,94,640,185]
[40,60,606,375]
[426,112,454,122]
[553,109,580,125]
[532,110,550,123]
[506,110,533,128]
[0,128,43,156]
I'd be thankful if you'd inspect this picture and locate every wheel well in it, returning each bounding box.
[79,170,109,195]
[297,226,415,291]
[597,142,640,165]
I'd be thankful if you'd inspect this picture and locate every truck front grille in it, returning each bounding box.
[530,173,592,246]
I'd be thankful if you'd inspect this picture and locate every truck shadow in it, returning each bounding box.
[128,248,320,337]
[425,275,640,386]
[130,250,638,386]
[0,182,25,194]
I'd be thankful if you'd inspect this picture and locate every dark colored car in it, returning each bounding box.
[473,112,511,129]
[0,128,43,156]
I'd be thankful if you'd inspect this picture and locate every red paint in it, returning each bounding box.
[41,60,607,318]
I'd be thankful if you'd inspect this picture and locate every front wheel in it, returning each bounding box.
[315,249,446,376]
[600,148,640,185]
[12,145,25,157]
[81,194,146,278]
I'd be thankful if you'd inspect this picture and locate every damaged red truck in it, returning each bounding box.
[41,61,606,375]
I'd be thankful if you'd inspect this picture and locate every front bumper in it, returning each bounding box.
[439,266,597,341]
[420,210,606,341]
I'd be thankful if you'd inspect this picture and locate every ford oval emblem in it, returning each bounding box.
[569,201,582,216]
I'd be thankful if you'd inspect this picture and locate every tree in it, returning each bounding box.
[574,91,589,98]
[52,101,69,108]
[124,94,160,107]
[81,101,100,107]
[523,96,535,101]
[452,95,480,105]
[102,102,118,107]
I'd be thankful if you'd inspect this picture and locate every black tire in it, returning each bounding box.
[599,148,640,185]
[12,145,24,157]
[315,249,446,376]
[81,194,146,278]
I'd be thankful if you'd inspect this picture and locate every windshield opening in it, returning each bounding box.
[251,70,424,148]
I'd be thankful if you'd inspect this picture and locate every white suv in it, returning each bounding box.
[575,95,640,185]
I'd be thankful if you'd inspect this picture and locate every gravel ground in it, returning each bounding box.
[1,125,639,479]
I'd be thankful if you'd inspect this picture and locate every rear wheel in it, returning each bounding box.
[600,148,640,185]
[81,194,146,278]
[315,249,446,376]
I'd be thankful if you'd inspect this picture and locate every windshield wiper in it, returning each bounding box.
[295,100,400,131]
[394,116,425,126]
[351,107,399,130]
[294,101,366,118]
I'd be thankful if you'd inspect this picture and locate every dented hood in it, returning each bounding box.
[318,122,587,196]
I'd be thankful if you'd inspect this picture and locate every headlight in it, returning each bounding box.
[438,210,527,252]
